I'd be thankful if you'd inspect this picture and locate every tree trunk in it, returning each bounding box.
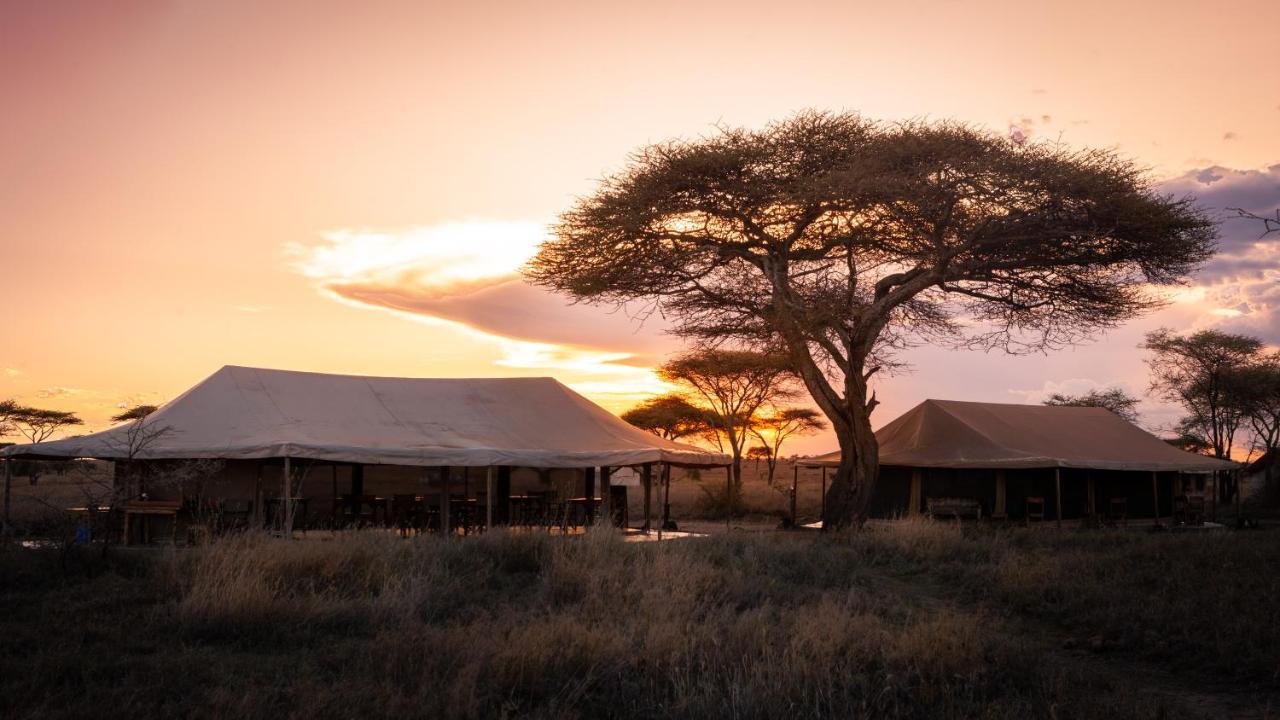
[820,367,879,530]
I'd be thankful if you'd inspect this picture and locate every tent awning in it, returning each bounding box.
[800,399,1237,473]
[1,366,729,468]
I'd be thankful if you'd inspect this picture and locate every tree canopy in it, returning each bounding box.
[1144,329,1263,459]
[620,394,713,441]
[529,111,1217,527]
[1042,388,1141,424]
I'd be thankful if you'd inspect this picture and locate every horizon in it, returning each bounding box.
[2,1,1278,457]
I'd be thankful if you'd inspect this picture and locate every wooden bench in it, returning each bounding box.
[927,497,982,521]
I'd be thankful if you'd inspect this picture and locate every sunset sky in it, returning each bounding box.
[2,0,1278,454]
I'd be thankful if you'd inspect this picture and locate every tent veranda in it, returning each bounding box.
[799,400,1237,523]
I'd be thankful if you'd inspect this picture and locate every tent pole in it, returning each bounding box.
[441,467,451,537]
[331,464,338,528]
[486,466,494,532]
[642,463,653,534]
[660,463,672,536]
[1152,471,1160,527]
[282,456,292,538]
[1054,467,1062,529]
[725,465,732,532]
[820,467,827,529]
[599,466,611,530]
[2,459,11,530]
[790,463,798,527]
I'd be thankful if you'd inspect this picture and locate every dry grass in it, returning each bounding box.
[2,523,1273,719]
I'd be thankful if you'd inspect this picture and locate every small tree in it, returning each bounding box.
[620,394,713,440]
[657,349,796,499]
[12,407,83,445]
[1043,387,1141,424]
[529,112,1217,527]
[749,407,827,489]
[1238,354,1280,456]
[1144,329,1263,459]
[745,445,772,471]
[111,405,159,423]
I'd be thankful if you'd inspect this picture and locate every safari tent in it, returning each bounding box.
[805,399,1237,524]
[2,366,729,541]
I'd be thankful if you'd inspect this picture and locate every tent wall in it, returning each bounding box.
[870,466,1181,520]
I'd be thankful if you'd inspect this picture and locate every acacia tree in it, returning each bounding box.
[1043,387,1141,424]
[749,407,826,489]
[1238,354,1280,456]
[1144,329,1262,460]
[528,111,1216,527]
[656,349,796,498]
[620,394,713,440]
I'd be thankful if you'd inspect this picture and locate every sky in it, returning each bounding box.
[2,0,1278,455]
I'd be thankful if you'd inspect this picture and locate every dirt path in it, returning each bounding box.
[864,568,1277,719]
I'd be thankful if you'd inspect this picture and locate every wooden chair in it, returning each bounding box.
[1024,496,1046,525]
[1108,497,1128,527]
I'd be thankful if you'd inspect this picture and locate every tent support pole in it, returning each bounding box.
[486,466,494,532]
[2,459,11,530]
[282,456,292,538]
[660,463,672,537]
[441,467,451,537]
[600,466,611,530]
[642,463,653,534]
[1054,467,1062,529]
[820,467,827,529]
[1152,471,1160,527]
[909,470,923,517]
[1086,470,1095,520]
[725,465,732,532]
[790,463,798,527]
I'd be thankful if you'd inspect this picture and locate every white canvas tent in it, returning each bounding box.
[804,399,1236,472]
[1,366,729,468]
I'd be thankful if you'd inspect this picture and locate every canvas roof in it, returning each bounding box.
[1,366,729,468]
[803,399,1236,472]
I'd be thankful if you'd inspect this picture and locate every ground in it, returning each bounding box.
[2,520,1277,719]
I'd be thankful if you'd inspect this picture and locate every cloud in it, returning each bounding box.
[289,221,682,379]
[36,386,85,399]
[1158,164,1280,343]
[233,305,268,313]
[1223,131,1238,141]
[3,368,21,377]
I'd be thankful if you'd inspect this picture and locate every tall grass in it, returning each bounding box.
[4,524,1268,719]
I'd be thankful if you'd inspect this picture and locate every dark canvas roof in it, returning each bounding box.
[805,399,1237,472]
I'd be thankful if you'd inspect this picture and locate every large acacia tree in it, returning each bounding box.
[528,112,1216,527]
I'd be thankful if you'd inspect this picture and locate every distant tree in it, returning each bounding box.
[1144,329,1263,459]
[745,445,772,471]
[749,407,827,489]
[111,405,158,423]
[620,394,713,441]
[1043,388,1141,424]
[656,350,796,499]
[0,399,19,439]
[12,407,83,445]
[529,111,1218,527]
[1237,354,1280,456]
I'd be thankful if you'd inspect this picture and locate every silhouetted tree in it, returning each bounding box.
[1043,388,1141,424]
[111,405,158,423]
[656,350,796,499]
[620,394,713,441]
[1144,329,1262,459]
[749,407,826,489]
[529,111,1216,527]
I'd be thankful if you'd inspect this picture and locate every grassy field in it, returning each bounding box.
[2,521,1277,719]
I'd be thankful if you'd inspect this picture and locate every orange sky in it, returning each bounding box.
[2,0,1278,453]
